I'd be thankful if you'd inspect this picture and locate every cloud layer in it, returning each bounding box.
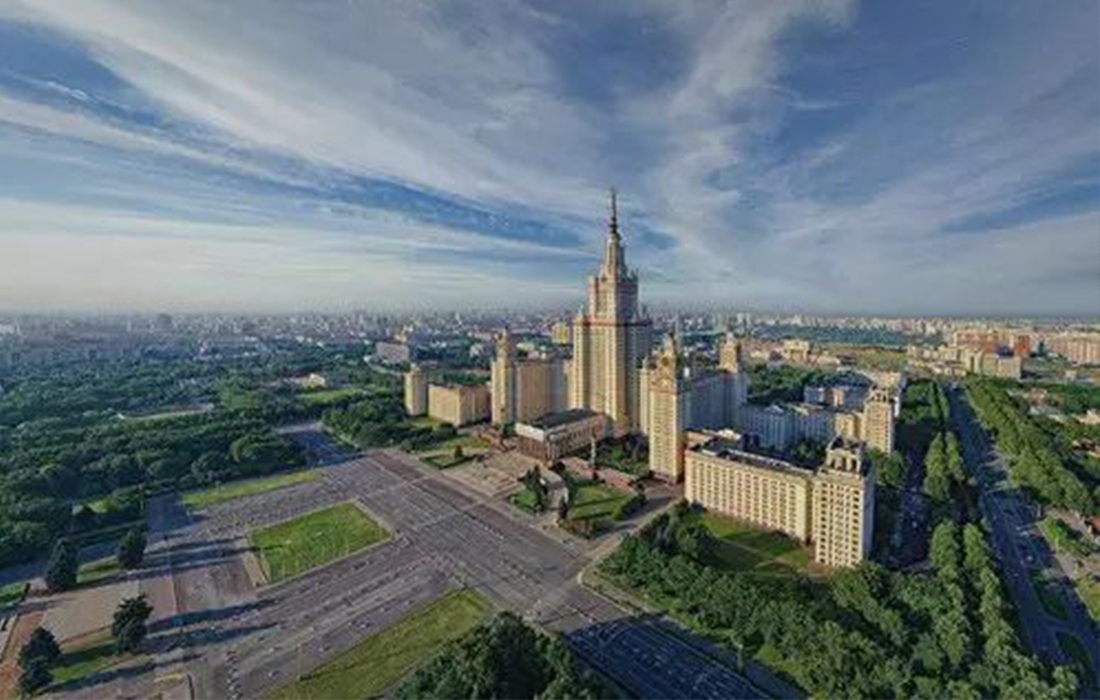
[0,0,1097,314]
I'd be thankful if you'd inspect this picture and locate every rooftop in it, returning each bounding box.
[523,407,599,430]
[691,438,815,479]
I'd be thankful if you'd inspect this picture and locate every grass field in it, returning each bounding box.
[568,482,632,521]
[408,415,445,428]
[182,470,319,510]
[299,388,366,406]
[0,580,28,612]
[1030,573,1069,621]
[49,632,128,688]
[269,589,491,700]
[686,511,819,577]
[251,503,389,583]
[78,559,122,586]
[1057,633,1095,690]
[511,489,541,514]
[414,433,490,456]
[1076,576,1100,622]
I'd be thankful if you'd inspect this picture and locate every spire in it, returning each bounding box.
[609,187,619,239]
[601,188,625,278]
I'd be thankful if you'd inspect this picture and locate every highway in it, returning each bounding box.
[79,426,773,700]
[947,385,1099,690]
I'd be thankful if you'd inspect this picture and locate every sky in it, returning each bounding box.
[0,0,1097,316]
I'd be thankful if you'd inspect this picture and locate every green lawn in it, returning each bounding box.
[182,470,320,510]
[1076,576,1100,622]
[1057,633,1095,690]
[251,503,389,584]
[0,580,28,612]
[568,482,632,521]
[414,434,490,456]
[269,589,491,700]
[511,489,541,514]
[1030,573,1069,621]
[408,415,445,428]
[687,511,819,577]
[299,388,366,406]
[49,632,128,688]
[78,559,122,586]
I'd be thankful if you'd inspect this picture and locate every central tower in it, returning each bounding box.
[570,190,652,434]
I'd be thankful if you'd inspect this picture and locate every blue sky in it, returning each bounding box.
[0,1,1097,315]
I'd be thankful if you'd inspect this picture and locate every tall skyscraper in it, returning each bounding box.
[570,191,652,434]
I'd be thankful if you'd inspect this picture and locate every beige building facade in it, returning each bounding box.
[490,330,568,425]
[643,333,750,481]
[404,363,429,416]
[515,408,608,463]
[685,434,874,567]
[427,383,490,426]
[570,192,652,434]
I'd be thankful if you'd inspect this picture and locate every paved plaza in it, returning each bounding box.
[45,427,769,700]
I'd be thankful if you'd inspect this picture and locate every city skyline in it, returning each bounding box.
[1,1,1098,316]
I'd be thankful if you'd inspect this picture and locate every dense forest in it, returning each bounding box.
[965,378,1095,514]
[601,504,1077,699]
[398,612,606,699]
[0,350,393,569]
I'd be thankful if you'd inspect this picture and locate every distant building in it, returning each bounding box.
[963,349,1023,380]
[685,434,874,568]
[782,339,812,364]
[1043,333,1100,366]
[427,383,490,427]
[375,340,414,364]
[515,408,608,463]
[550,321,573,346]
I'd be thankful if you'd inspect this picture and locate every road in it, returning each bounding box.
[948,385,1099,689]
[57,426,775,700]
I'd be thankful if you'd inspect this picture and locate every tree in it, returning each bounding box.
[112,595,153,653]
[17,659,52,698]
[18,628,60,669]
[453,445,464,461]
[116,528,147,570]
[45,539,77,593]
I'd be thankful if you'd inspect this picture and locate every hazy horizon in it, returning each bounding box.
[1,1,1098,316]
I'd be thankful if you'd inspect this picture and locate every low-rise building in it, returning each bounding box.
[685,433,874,568]
[375,340,414,364]
[515,408,608,463]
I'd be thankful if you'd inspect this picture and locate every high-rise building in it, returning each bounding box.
[643,332,749,480]
[811,439,875,567]
[491,331,517,424]
[404,363,429,416]
[570,191,653,434]
[428,383,490,426]
[646,334,692,481]
[490,329,568,425]
[861,387,896,454]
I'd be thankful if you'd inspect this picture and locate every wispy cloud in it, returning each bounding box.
[0,0,1096,314]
